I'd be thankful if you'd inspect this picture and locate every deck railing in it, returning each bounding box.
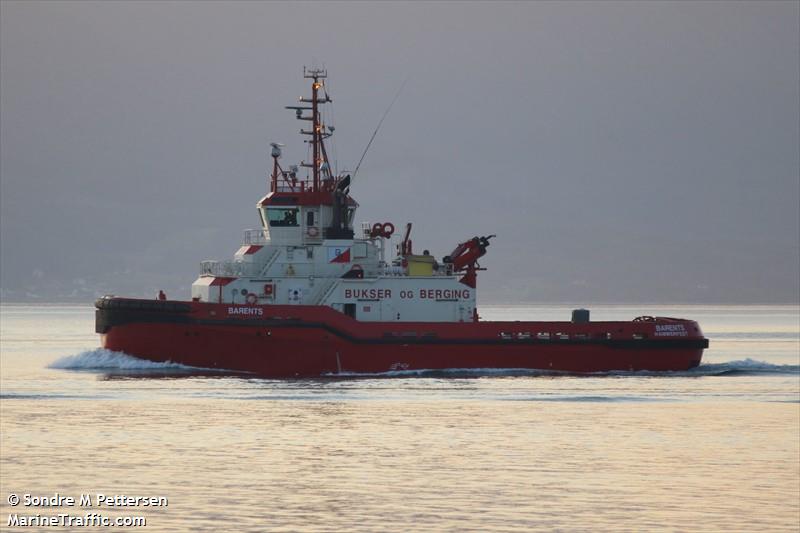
[242,229,268,245]
[378,264,453,277]
[199,260,261,277]
[274,181,314,193]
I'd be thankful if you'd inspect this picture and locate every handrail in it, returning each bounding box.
[199,260,260,277]
[314,279,339,305]
[273,181,314,193]
[242,229,267,245]
[259,248,281,277]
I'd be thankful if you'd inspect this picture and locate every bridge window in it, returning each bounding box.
[266,207,299,227]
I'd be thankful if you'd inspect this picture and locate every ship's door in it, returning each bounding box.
[344,303,356,319]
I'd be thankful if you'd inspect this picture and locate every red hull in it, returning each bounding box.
[96,298,707,377]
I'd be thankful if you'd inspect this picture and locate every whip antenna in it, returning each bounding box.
[352,76,408,180]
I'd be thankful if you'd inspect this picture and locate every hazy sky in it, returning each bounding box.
[1,1,798,303]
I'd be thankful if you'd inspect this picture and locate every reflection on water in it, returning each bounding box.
[1,304,798,531]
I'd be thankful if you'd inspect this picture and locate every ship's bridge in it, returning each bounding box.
[257,188,358,246]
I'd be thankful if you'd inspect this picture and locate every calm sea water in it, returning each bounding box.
[1,304,798,532]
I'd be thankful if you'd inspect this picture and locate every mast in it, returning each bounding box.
[284,67,331,193]
[311,68,321,191]
[270,69,352,238]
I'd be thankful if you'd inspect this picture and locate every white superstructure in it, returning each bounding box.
[191,68,490,323]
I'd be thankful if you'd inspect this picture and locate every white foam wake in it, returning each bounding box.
[49,349,192,371]
[327,359,799,378]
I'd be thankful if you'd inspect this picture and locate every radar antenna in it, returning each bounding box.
[269,142,286,192]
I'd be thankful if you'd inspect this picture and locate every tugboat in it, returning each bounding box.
[95,68,708,377]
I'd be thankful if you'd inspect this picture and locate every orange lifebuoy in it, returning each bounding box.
[307,226,319,237]
[264,284,274,296]
[381,222,395,238]
[246,293,258,304]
